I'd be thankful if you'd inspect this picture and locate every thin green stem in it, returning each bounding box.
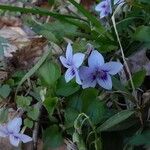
[111,6,138,104]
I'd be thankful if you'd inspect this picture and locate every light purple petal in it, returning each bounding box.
[17,133,32,143]
[59,56,70,68]
[65,67,75,83]
[97,73,112,90]
[0,125,8,137]
[73,53,85,68]
[101,61,123,75]
[79,66,91,81]
[100,10,109,18]
[88,50,104,68]
[95,0,112,18]
[66,43,73,62]
[107,0,112,13]
[82,79,97,89]
[79,66,96,89]
[74,69,82,85]
[95,1,107,11]
[9,135,20,147]
[7,117,22,134]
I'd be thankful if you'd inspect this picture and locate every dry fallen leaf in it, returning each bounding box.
[7,37,48,70]
[81,0,96,9]
[0,16,22,29]
[0,26,30,51]
[0,138,19,150]
[0,23,48,70]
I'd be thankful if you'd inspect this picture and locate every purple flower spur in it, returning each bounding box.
[79,50,123,90]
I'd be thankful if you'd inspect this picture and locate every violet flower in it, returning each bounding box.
[95,0,124,18]
[60,43,85,84]
[79,50,123,90]
[95,0,112,18]
[0,117,32,147]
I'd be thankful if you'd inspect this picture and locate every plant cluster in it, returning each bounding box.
[0,0,150,149]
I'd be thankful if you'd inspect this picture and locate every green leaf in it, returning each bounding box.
[81,88,98,112]
[39,30,58,43]
[103,117,138,131]
[43,125,63,149]
[112,76,127,91]
[133,26,150,42]
[68,89,107,124]
[68,94,82,112]
[24,118,33,128]
[16,96,32,110]
[128,69,146,88]
[56,76,80,96]
[97,110,135,132]
[138,0,150,4]
[27,20,78,44]
[129,130,150,146]
[43,21,78,40]
[0,108,8,123]
[38,61,61,86]
[43,97,58,116]
[0,84,11,99]
[27,104,40,120]
[65,108,79,128]
[132,69,146,88]
[86,99,107,124]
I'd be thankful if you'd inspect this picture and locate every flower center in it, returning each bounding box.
[92,69,107,81]
[99,70,107,80]
[102,4,107,8]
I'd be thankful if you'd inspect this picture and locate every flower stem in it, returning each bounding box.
[111,6,138,104]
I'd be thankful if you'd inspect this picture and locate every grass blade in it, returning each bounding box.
[68,0,105,32]
[0,4,83,21]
